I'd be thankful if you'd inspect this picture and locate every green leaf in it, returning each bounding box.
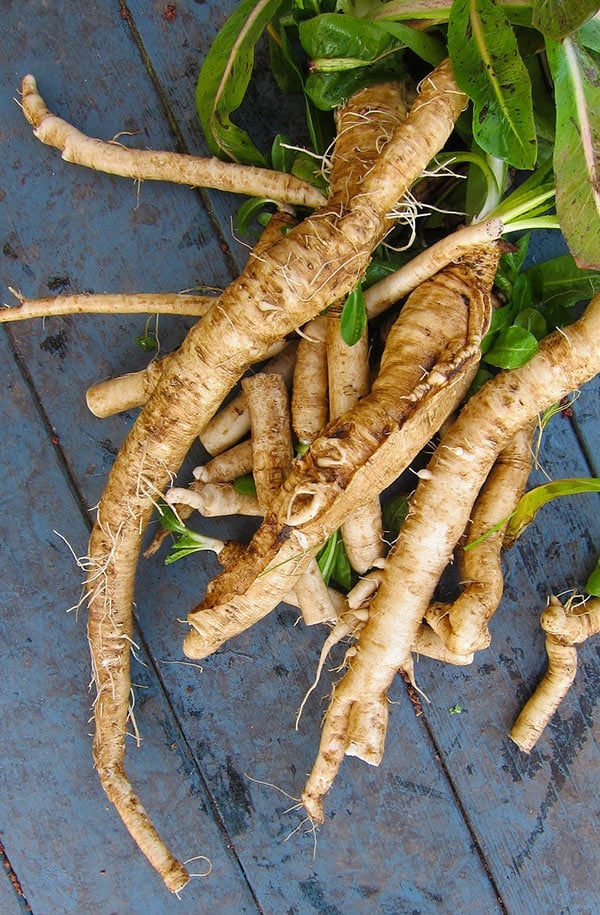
[331,537,354,590]
[448,0,537,169]
[546,36,600,269]
[317,530,340,584]
[578,15,600,52]
[382,493,410,540]
[514,307,547,339]
[233,473,257,495]
[376,20,446,66]
[525,254,600,310]
[505,477,600,547]
[586,556,600,597]
[135,334,158,352]
[156,501,187,535]
[493,232,531,297]
[196,0,285,165]
[484,324,539,368]
[300,13,407,109]
[532,0,600,40]
[300,13,398,62]
[234,197,274,236]
[340,282,367,346]
[271,134,296,173]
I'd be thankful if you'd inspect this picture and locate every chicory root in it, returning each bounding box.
[198,342,298,455]
[0,290,217,322]
[166,482,262,516]
[243,371,337,625]
[184,243,498,661]
[24,59,469,889]
[20,75,325,209]
[426,422,535,655]
[326,303,385,574]
[509,596,600,753]
[193,440,254,483]
[301,294,600,823]
[291,316,329,446]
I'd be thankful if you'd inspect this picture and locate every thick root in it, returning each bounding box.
[302,296,600,817]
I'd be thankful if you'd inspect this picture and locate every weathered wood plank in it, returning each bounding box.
[0,329,261,912]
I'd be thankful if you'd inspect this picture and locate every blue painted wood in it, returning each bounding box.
[0,1,598,912]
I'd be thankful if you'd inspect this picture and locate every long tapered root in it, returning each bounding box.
[20,75,326,208]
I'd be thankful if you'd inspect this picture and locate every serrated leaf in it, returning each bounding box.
[546,36,600,269]
[532,0,599,40]
[340,281,367,346]
[448,0,537,169]
[196,0,284,165]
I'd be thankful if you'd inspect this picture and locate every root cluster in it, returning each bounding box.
[7,61,600,892]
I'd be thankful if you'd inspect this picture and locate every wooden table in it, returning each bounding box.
[1,3,598,912]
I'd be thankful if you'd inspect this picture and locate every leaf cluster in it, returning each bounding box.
[196,0,599,269]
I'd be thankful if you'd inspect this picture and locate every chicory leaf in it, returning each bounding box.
[546,36,600,269]
[525,254,600,309]
[448,0,537,169]
[196,0,284,165]
[586,556,600,597]
[484,324,539,368]
[532,0,600,41]
[340,282,367,346]
[504,477,600,547]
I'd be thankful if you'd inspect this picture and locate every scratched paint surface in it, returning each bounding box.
[0,3,598,913]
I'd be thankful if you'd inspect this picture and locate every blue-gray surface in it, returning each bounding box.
[0,3,598,913]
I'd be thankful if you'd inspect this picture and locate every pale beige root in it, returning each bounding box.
[193,440,254,483]
[291,316,329,445]
[79,60,467,889]
[87,338,289,419]
[166,482,262,517]
[198,342,298,455]
[328,81,411,201]
[302,295,600,823]
[412,623,473,665]
[509,596,600,752]
[326,303,385,574]
[364,218,505,319]
[20,75,325,209]
[0,290,216,322]
[243,372,337,625]
[87,359,167,418]
[144,441,254,559]
[184,242,498,660]
[87,212,298,420]
[242,373,295,503]
[426,422,536,655]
